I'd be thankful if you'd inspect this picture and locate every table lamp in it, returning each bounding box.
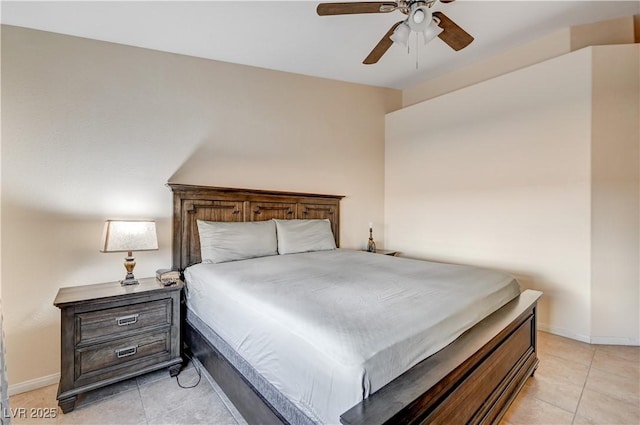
[100,220,158,285]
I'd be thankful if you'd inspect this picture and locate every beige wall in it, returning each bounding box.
[387,48,594,340]
[402,29,571,107]
[590,45,640,344]
[404,16,637,107]
[570,15,636,51]
[0,25,401,390]
[386,45,640,344]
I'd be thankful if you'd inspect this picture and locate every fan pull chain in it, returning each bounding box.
[415,34,419,69]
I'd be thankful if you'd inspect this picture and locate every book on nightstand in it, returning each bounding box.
[156,268,180,285]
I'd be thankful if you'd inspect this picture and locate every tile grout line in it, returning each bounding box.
[141,371,204,424]
[571,346,596,425]
[528,350,593,416]
[193,357,246,425]
[533,337,596,423]
[578,354,640,411]
[135,380,149,425]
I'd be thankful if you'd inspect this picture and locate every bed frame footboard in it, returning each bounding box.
[341,289,542,425]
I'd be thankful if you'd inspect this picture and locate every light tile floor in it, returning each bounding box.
[500,331,639,425]
[6,331,640,425]
[7,360,246,425]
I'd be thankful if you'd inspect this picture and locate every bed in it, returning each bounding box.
[169,183,541,425]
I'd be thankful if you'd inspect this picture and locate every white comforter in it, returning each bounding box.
[185,249,520,424]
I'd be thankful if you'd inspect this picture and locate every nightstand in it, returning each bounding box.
[54,277,183,413]
[363,249,399,256]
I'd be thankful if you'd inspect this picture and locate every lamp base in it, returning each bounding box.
[121,254,139,285]
[120,277,139,286]
[121,271,139,286]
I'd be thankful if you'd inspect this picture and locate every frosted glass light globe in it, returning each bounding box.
[413,9,425,24]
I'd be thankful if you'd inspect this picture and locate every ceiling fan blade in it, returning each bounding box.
[317,2,397,16]
[363,21,403,65]
[433,11,474,51]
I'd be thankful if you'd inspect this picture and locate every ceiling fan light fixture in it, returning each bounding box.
[407,3,431,32]
[390,21,410,46]
[316,0,475,65]
[413,9,425,24]
[422,18,444,43]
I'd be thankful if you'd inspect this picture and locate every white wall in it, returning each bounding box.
[386,45,640,344]
[402,29,571,108]
[0,25,401,391]
[404,15,637,107]
[590,45,640,344]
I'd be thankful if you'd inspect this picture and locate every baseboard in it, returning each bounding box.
[538,323,640,346]
[590,336,640,346]
[537,323,591,343]
[8,373,59,396]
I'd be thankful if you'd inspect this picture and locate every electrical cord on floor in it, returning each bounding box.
[175,351,202,389]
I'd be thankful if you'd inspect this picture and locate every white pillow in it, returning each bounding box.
[197,220,278,264]
[274,219,336,255]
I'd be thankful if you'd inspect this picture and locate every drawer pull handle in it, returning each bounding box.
[116,314,139,326]
[115,345,138,359]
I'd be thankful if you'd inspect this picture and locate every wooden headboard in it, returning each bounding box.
[169,184,344,271]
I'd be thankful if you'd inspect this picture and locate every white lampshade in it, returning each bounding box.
[423,19,444,44]
[407,3,432,33]
[100,220,158,253]
[390,22,411,46]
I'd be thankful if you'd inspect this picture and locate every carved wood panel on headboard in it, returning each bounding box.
[168,184,344,271]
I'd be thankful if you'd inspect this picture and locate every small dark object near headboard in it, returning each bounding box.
[168,184,343,271]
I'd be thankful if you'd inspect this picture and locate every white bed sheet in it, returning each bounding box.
[184,249,520,424]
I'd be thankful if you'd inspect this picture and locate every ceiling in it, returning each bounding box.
[2,1,638,89]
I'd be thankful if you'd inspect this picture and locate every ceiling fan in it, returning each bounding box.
[316,0,474,64]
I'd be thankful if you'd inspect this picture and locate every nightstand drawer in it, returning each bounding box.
[75,329,171,379]
[75,298,171,344]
